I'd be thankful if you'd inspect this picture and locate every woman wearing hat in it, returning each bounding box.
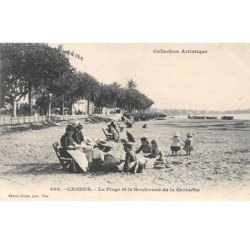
[60,125,84,173]
[73,122,84,144]
[106,121,119,141]
[90,139,119,172]
[60,124,78,156]
[170,132,182,156]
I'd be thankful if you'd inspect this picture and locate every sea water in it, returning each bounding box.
[173,113,250,120]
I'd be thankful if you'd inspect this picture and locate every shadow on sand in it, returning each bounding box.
[3,163,69,176]
[3,163,118,176]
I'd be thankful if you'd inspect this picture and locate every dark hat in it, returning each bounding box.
[77,123,83,130]
[66,124,75,132]
[151,139,157,144]
[140,136,147,141]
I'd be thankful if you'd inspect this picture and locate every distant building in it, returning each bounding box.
[58,44,94,114]
[14,44,93,115]
[72,99,95,115]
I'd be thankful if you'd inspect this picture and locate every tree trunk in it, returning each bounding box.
[12,99,17,117]
[87,99,90,114]
[62,96,65,116]
[70,102,74,115]
[28,85,32,116]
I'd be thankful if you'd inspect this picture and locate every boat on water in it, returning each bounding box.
[155,114,167,120]
[221,116,234,120]
[205,116,218,119]
[188,115,206,119]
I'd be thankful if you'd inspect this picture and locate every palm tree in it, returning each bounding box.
[126,79,137,89]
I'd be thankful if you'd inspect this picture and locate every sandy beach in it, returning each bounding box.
[0,118,250,200]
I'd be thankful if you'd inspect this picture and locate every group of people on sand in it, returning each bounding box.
[170,132,194,156]
[58,120,194,174]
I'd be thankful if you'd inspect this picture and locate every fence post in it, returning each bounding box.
[10,117,12,126]
[3,117,5,125]
[24,116,25,123]
[18,117,19,125]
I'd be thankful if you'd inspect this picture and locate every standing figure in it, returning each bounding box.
[183,133,194,155]
[170,132,182,156]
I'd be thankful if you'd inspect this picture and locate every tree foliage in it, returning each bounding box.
[0,43,154,116]
[0,43,72,115]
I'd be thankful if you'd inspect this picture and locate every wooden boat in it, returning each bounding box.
[188,115,206,119]
[221,116,234,120]
[140,115,150,121]
[155,114,167,120]
[205,116,217,119]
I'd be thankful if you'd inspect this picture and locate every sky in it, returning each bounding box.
[52,43,250,111]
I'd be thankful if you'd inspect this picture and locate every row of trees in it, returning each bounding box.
[0,43,154,116]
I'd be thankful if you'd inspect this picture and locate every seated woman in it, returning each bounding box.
[148,140,167,168]
[60,125,84,172]
[60,125,78,157]
[90,139,119,172]
[135,137,152,156]
[121,116,133,128]
[73,122,84,144]
[107,121,120,141]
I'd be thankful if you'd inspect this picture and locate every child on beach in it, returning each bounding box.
[148,139,167,168]
[183,133,194,155]
[170,132,182,156]
[120,141,146,173]
[135,136,152,156]
[82,136,94,168]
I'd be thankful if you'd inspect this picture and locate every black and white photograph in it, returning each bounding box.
[1,1,250,250]
[0,43,249,200]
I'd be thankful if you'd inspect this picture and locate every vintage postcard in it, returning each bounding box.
[0,43,249,200]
